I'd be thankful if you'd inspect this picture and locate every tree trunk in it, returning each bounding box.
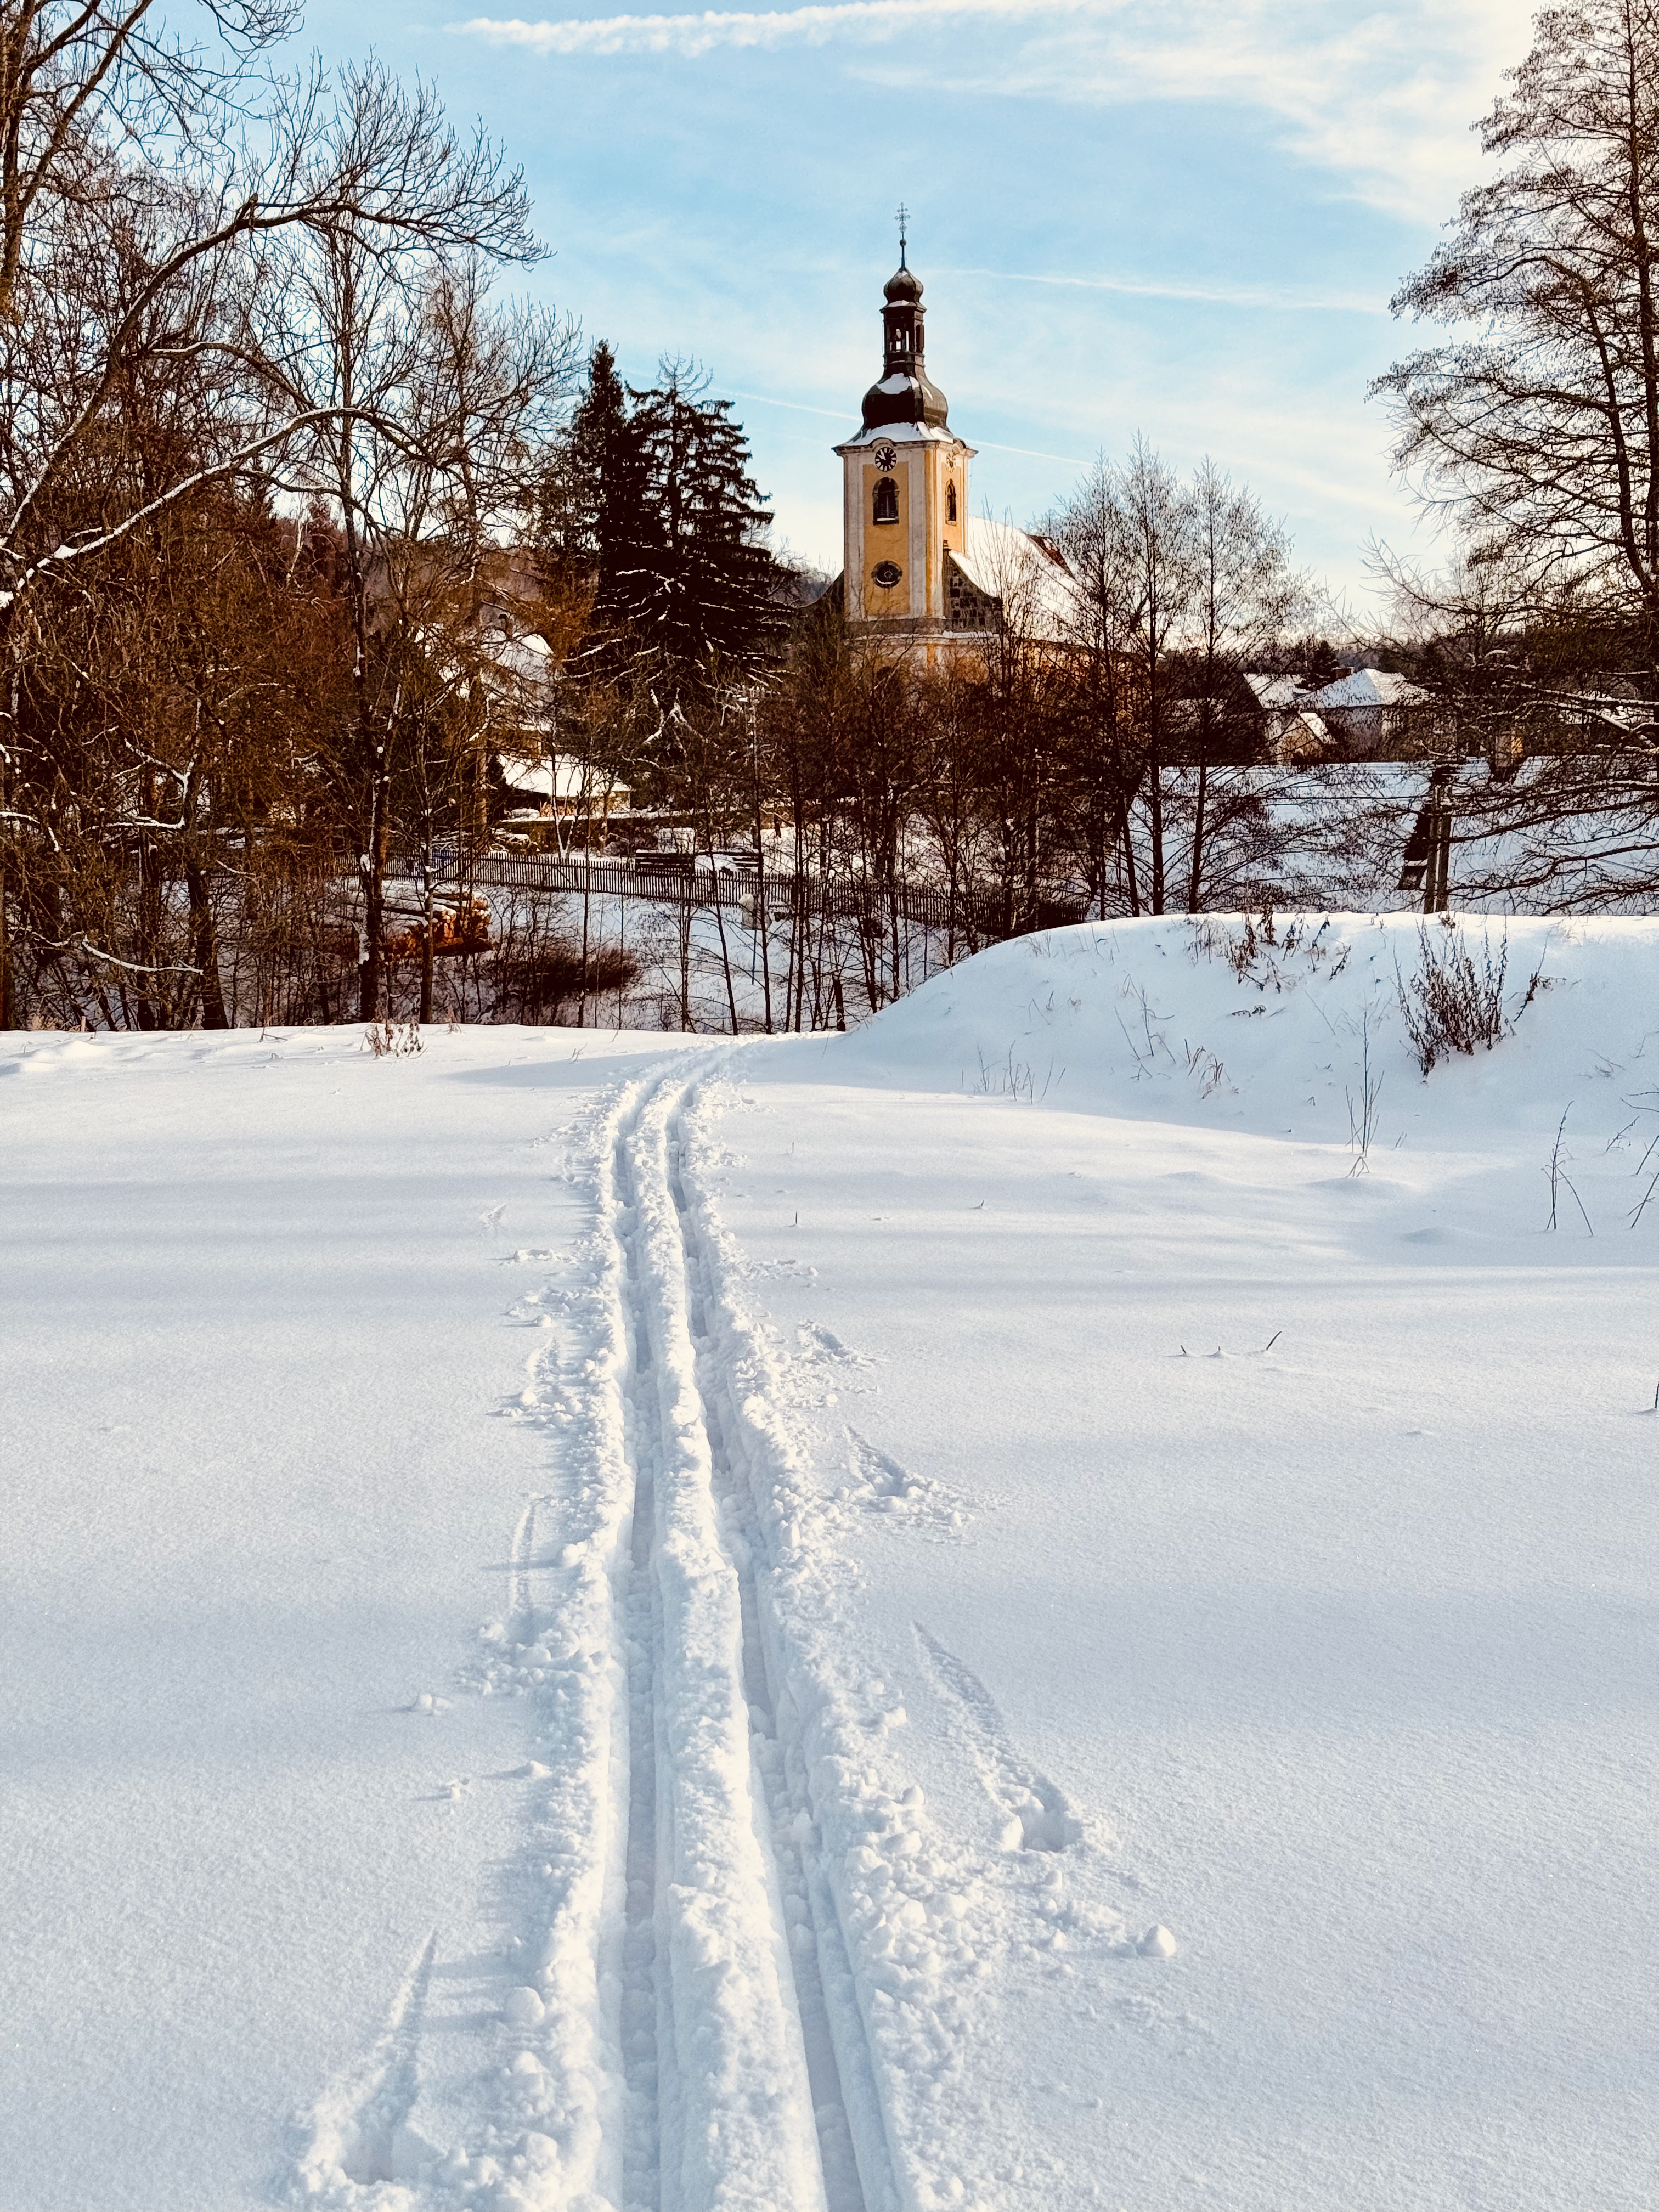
[358,763,387,1022]
[1119,795,1141,916]
[0,841,13,1030]
[706,831,740,1036]
[186,860,229,1028]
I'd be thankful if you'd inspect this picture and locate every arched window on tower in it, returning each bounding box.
[947,480,958,523]
[873,475,899,524]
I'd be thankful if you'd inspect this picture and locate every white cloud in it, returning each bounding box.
[454,0,1084,60]
[453,0,1521,218]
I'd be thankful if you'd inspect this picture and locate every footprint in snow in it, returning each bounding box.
[913,1624,1084,1852]
[292,1931,437,2192]
[844,1429,968,1538]
[798,1320,873,1369]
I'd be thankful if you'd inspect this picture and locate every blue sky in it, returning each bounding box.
[301,1,1524,613]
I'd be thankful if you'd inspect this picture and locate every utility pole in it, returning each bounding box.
[1398,762,1454,912]
[1425,764,1453,913]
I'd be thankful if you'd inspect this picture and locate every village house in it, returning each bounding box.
[1245,666,1436,761]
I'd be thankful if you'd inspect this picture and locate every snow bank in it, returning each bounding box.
[698,912,1659,2209]
[838,910,1659,1148]
[7,926,1657,2212]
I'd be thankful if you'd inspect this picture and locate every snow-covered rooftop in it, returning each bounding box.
[1246,667,1429,714]
[950,514,1079,639]
[835,419,962,450]
[496,752,628,803]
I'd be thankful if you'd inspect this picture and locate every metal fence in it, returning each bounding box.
[382,849,1000,935]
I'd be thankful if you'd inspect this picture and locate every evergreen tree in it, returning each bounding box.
[620,361,782,687]
[543,341,649,625]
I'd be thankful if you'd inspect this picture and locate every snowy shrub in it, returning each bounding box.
[1188,909,1350,990]
[364,1017,422,1057]
[1395,917,1544,1075]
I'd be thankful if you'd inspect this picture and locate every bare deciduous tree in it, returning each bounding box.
[1375,0,1659,696]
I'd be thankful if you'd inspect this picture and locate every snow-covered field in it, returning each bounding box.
[4,913,1656,2212]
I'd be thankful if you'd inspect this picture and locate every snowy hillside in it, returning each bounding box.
[4,913,1656,2212]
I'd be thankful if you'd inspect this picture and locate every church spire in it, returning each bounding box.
[860,225,949,435]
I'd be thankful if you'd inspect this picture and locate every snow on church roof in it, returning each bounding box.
[949,515,1079,639]
[836,417,960,450]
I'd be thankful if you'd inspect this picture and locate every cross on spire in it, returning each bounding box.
[895,201,910,267]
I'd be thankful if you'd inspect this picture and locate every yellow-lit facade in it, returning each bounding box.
[833,253,977,646]
[840,436,973,627]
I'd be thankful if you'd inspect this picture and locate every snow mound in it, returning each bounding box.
[841,912,1659,1146]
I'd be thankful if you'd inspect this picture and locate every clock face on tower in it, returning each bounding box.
[873,443,898,471]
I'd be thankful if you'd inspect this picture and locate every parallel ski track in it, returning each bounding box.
[611,1088,673,2211]
[663,1085,895,2212]
[603,1064,896,2212]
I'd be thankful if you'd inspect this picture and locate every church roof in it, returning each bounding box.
[842,247,950,433]
[860,364,950,433]
[950,517,1079,641]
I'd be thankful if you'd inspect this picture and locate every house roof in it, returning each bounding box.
[1312,668,1424,710]
[1245,673,1305,710]
[497,753,628,803]
[1245,667,1428,713]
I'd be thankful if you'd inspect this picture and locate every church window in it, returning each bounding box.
[947,480,958,523]
[873,475,899,524]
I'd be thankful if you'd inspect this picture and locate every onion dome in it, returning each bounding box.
[861,256,950,433]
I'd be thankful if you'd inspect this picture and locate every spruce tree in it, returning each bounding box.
[622,362,782,688]
[555,341,651,634]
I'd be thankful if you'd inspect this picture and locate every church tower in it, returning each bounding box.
[835,228,974,632]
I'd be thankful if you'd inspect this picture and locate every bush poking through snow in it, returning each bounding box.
[1395,917,1534,1076]
[1189,910,1349,991]
[974,1043,1063,1101]
[1184,1041,1230,1099]
[1544,1107,1594,1234]
[365,1017,422,1058]
[1346,1009,1385,1174]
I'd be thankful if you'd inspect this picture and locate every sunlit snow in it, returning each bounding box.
[3,913,1655,2210]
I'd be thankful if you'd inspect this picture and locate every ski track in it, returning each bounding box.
[508,1496,540,1626]
[290,1060,921,2210]
[667,1109,868,2212]
[610,1088,673,2211]
[610,1070,831,2211]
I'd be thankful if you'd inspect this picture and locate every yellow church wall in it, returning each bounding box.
[862,458,915,620]
[838,432,974,630]
[941,445,968,555]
